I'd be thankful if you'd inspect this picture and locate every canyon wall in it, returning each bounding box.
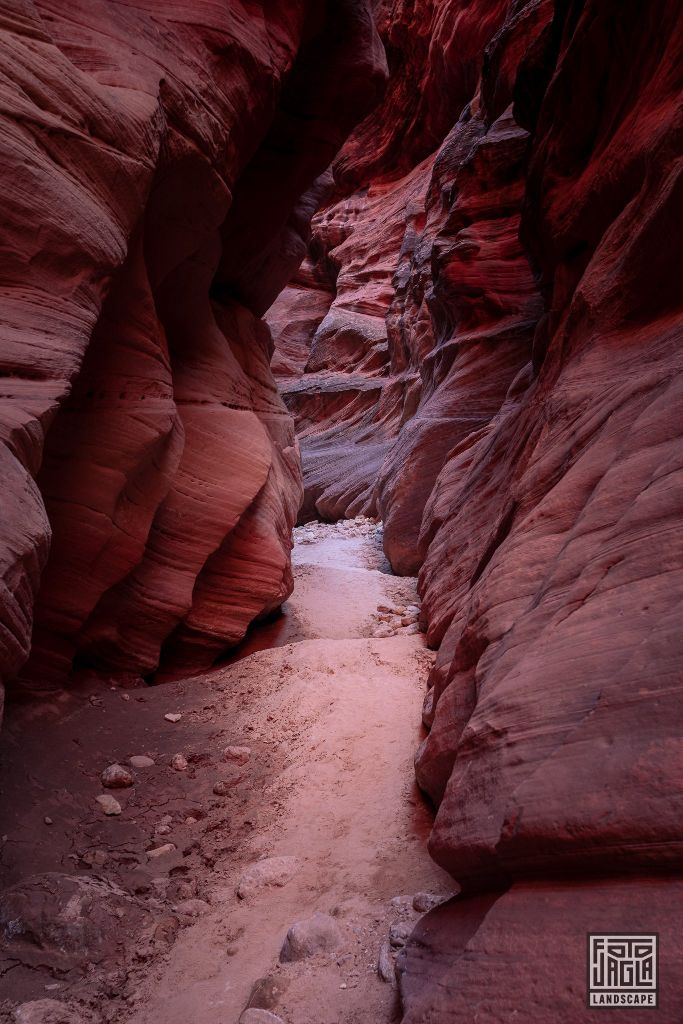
[0,0,386,702]
[269,0,683,1019]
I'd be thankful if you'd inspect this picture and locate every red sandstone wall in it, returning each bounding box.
[0,0,386,700]
[269,1,683,1018]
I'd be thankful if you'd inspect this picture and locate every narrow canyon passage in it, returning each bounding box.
[1,2,681,1020]
[0,520,452,1023]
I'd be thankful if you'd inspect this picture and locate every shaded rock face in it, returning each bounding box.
[267,0,683,1019]
[0,0,386,696]
[398,878,683,1023]
[269,0,546,534]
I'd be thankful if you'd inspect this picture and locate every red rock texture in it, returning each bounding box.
[0,0,386,696]
[398,878,683,1023]
[268,0,683,1018]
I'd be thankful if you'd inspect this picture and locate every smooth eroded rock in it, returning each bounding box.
[237,857,301,900]
[279,911,343,962]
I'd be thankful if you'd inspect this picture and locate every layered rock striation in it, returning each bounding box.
[268,0,683,1019]
[0,0,386,698]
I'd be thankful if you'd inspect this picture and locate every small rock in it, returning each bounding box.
[389,920,413,948]
[101,763,134,788]
[412,891,449,913]
[377,941,396,984]
[376,603,392,613]
[280,911,343,962]
[147,843,176,859]
[155,824,171,836]
[95,794,121,816]
[246,974,290,1012]
[404,623,421,635]
[128,755,155,768]
[223,745,251,765]
[44,816,53,825]
[372,625,395,639]
[239,1011,285,1024]
[174,898,209,917]
[389,894,417,917]
[170,753,188,771]
[213,780,231,796]
[237,856,300,900]
[401,613,419,626]
[81,849,108,867]
[13,999,86,1024]
[164,713,182,723]
[405,604,420,615]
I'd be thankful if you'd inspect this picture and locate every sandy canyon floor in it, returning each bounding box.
[0,521,454,1024]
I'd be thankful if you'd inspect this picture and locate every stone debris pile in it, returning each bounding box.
[371,602,423,639]
[293,516,380,545]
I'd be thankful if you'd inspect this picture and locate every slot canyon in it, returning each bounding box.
[0,1,681,1022]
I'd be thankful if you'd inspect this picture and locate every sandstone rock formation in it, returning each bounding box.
[1,0,682,1018]
[0,0,386,699]
[267,0,683,1019]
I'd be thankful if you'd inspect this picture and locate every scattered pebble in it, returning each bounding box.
[164,713,182,723]
[129,755,155,768]
[81,849,108,867]
[95,794,122,816]
[147,843,176,859]
[223,745,251,765]
[174,898,209,917]
[101,763,134,788]
[170,753,188,772]
[213,781,230,796]
[43,816,53,826]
